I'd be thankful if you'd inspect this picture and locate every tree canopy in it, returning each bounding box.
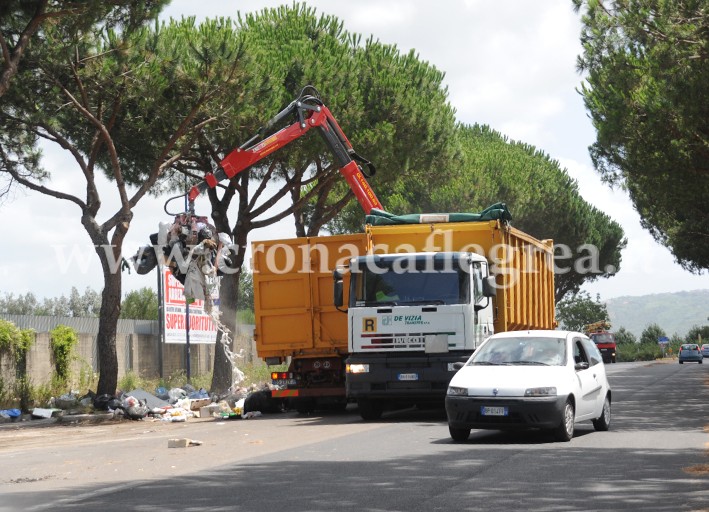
[555,290,610,331]
[0,0,168,97]
[574,0,709,272]
[639,322,667,345]
[0,11,249,394]
[0,288,100,316]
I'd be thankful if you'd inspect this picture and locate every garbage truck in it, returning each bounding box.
[336,207,556,419]
[252,204,556,415]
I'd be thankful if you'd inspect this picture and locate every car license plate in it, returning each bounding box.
[398,373,418,381]
[480,406,508,416]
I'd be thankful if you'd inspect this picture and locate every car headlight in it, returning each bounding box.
[346,363,369,374]
[524,387,557,397]
[447,386,468,396]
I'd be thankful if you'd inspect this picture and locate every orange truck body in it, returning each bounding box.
[251,219,555,409]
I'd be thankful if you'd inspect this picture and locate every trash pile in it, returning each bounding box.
[14,383,285,424]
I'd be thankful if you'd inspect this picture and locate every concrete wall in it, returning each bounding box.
[0,315,256,388]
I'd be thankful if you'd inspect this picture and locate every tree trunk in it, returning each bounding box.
[209,194,248,394]
[96,268,121,395]
[84,213,129,397]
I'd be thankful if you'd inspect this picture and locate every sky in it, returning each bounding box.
[1,0,707,302]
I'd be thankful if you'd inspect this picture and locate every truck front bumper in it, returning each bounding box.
[345,353,468,401]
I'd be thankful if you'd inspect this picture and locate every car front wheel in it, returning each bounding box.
[593,395,611,431]
[449,425,471,442]
[553,400,575,442]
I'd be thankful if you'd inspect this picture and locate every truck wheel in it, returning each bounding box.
[449,425,471,442]
[611,356,616,363]
[592,395,611,431]
[553,400,575,442]
[357,399,382,421]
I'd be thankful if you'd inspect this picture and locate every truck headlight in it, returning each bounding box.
[346,363,369,374]
[524,387,557,397]
[447,386,468,396]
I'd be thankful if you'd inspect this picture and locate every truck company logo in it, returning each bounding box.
[395,315,430,326]
[382,315,393,326]
[363,317,377,332]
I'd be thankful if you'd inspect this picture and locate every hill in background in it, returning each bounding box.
[605,289,709,339]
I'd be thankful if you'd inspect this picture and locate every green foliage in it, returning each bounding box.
[49,325,78,381]
[236,310,255,325]
[556,290,609,331]
[13,376,33,412]
[639,323,667,346]
[614,327,637,345]
[0,1,169,97]
[234,4,458,236]
[0,288,101,317]
[575,0,709,271]
[238,270,254,313]
[616,342,662,362]
[118,370,142,393]
[685,325,709,344]
[120,287,159,320]
[0,319,34,364]
[449,125,625,302]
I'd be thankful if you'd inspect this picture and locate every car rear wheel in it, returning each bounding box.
[553,400,575,442]
[592,395,611,431]
[449,425,471,442]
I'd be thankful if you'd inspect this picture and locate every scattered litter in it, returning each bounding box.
[168,438,203,448]
[31,408,62,419]
[0,409,21,422]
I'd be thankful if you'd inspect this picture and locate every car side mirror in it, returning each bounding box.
[575,362,589,371]
[452,361,465,371]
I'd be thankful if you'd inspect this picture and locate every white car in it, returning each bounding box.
[445,330,612,442]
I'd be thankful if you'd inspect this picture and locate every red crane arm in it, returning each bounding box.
[187,90,383,214]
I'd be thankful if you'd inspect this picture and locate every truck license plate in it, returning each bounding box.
[272,379,296,387]
[398,373,418,381]
[480,406,508,416]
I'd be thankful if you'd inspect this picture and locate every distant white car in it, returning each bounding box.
[445,330,612,442]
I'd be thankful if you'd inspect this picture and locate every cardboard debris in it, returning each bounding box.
[31,408,62,419]
[168,438,203,448]
[126,388,171,409]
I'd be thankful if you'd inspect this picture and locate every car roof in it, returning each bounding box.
[487,330,581,339]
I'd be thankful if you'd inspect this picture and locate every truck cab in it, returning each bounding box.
[335,251,496,419]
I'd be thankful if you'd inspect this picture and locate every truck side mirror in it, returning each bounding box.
[482,276,497,297]
[333,269,344,308]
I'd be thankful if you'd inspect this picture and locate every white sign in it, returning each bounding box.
[162,268,218,344]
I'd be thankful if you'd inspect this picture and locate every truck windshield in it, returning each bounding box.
[352,258,470,306]
[590,333,614,344]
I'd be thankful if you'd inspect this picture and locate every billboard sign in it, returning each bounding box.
[162,267,218,344]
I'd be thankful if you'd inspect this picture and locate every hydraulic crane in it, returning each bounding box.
[184,85,383,215]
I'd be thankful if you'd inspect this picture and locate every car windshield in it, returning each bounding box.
[681,344,698,350]
[469,336,567,366]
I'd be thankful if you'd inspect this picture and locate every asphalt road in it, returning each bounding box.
[0,360,707,512]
